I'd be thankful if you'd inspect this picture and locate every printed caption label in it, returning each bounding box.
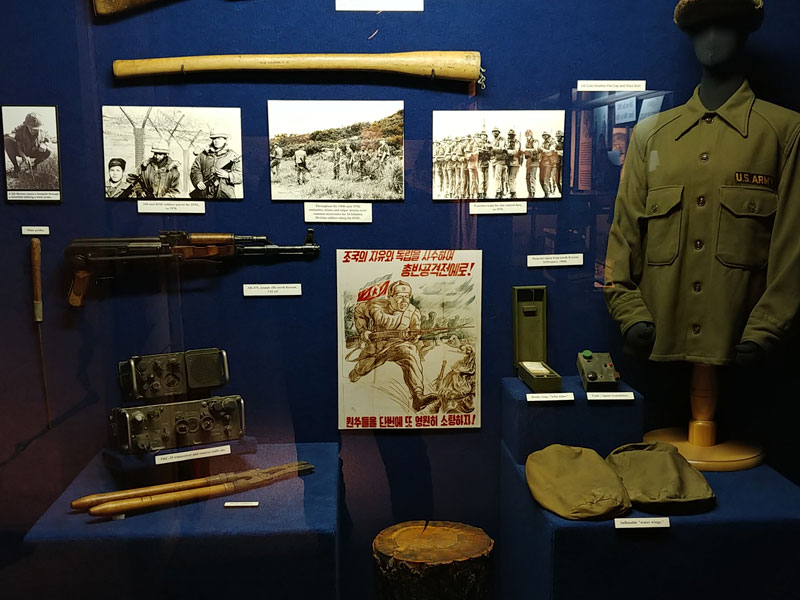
[615,517,670,529]
[305,202,372,223]
[527,253,583,267]
[587,392,635,401]
[469,201,527,215]
[224,502,260,508]
[336,0,424,10]
[137,200,205,214]
[577,80,647,92]
[243,283,302,297]
[8,190,61,202]
[154,444,231,465]
[21,226,50,235]
[526,393,575,402]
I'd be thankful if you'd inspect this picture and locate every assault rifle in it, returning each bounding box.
[346,326,473,345]
[65,228,320,307]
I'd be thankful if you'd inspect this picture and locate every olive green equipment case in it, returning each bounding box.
[512,286,561,392]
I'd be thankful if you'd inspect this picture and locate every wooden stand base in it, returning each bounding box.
[644,427,765,472]
[373,520,494,600]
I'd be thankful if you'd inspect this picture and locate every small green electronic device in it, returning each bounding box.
[512,286,561,392]
[576,350,620,391]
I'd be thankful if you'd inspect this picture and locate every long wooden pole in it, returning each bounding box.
[113,51,484,86]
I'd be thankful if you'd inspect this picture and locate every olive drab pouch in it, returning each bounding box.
[606,441,716,514]
[525,444,631,520]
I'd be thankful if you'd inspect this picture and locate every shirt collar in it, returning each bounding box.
[675,79,755,140]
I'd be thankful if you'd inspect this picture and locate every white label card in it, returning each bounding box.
[526,393,575,402]
[587,392,635,401]
[304,202,372,223]
[336,0,423,10]
[615,517,670,529]
[8,190,61,202]
[243,283,302,297]
[21,226,51,235]
[577,80,647,92]
[527,253,583,267]
[224,502,260,508]
[137,200,205,214]
[154,444,231,465]
[469,201,527,215]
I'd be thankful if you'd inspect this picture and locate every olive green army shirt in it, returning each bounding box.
[605,81,800,365]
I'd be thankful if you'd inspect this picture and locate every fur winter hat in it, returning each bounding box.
[674,0,764,32]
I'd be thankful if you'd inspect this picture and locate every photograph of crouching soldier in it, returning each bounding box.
[101,105,244,200]
[268,100,404,200]
[432,109,565,200]
[2,106,61,200]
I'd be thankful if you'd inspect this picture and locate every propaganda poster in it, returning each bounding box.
[337,249,482,430]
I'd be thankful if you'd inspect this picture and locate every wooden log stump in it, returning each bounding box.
[372,520,494,600]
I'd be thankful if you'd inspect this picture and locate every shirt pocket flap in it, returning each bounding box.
[644,186,683,218]
[720,187,778,217]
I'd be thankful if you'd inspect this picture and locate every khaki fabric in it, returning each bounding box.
[525,445,631,520]
[604,80,800,364]
[606,442,716,514]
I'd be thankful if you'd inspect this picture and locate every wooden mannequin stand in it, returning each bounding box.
[644,363,764,471]
[372,520,494,600]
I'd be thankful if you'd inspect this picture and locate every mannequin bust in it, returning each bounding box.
[605,0,800,469]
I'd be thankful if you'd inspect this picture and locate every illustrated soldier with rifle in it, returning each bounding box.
[190,132,242,199]
[348,280,441,412]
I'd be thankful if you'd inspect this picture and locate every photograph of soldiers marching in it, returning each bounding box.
[101,106,244,200]
[432,110,566,200]
[268,100,404,200]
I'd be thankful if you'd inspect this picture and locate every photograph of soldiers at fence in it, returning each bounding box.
[2,106,61,201]
[101,106,244,200]
[268,100,404,201]
[432,110,565,201]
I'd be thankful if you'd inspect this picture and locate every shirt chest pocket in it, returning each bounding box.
[716,186,777,270]
[643,186,683,265]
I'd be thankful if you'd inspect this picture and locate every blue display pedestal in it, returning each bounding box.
[18,443,339,600]
[501,376,644,463]
[499,375,800,600]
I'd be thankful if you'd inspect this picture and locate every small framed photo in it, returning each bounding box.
[433,109,565,201]
[268,100,404,201]
[102,105,244,200]
[2,106,62,202]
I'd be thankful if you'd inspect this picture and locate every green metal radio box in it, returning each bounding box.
[512,286,561,392]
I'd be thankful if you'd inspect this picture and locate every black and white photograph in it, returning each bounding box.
[432,110,565,201]
[101,106,244,200]
[2,106,61,202]
[268,100,404,201]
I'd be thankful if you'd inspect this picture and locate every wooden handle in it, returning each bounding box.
[31,238,43,322]
[113,51,483,84]
[93,0,161,16]
[89,482,236,516]
[72,474,223,510]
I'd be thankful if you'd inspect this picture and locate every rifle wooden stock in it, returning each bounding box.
[113,51,484,85]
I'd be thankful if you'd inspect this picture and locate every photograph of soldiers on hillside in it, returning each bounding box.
[2,106,61,201]
[101,106,243,200]
[268,100,404,201]
[432,110,565,201]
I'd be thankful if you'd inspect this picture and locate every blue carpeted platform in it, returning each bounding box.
[501,376,645,463]
[20,443,339,600]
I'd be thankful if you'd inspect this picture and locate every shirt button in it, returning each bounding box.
[650,204,659,213]
[700,152,710,162]
[703,115,714,124]
[693,281,703,293]
[693,324,702,335]
[697,196,706,206]
[695,239,704,250]
[748,202,757,213]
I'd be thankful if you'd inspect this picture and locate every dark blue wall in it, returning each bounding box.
[2,1,800,597]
